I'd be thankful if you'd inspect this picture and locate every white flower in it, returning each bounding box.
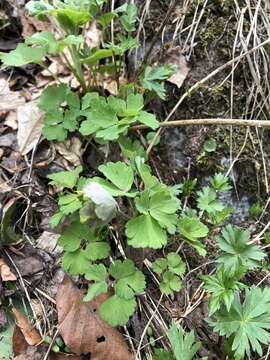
[83,182,118,223]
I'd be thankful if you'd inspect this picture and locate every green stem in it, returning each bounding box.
[68,45,87,93]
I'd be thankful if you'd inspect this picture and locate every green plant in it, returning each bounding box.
[154,321,201,360]
[47,162,234,326]
[201,267,245,315]
[152,253,186,295]
[85,260,146,326]
[3,1,270,358]
[249,201,263,219]
[0,0,174,143]
[216,224,265,276]
[211,286,270,359]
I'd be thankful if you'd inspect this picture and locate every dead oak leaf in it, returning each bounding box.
[163,47,190,88]
[17,100,44,155]
[0,78,25,112]
[56,275,134,360]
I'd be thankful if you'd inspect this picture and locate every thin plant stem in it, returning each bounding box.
[130,118,270,131]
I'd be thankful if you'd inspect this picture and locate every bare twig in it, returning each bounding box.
[131,118,270,131]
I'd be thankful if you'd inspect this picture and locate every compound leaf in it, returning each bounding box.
[115,271,145,300]
[48,166,82,188]
[84,281,108,302]
[85,264,108,282]
[0,43,45,66]
[109,259,135,279]
[212,286,270,359]
[217,224,265,276]
[84,241,110,261]
[99,295,136,326]
[126,214,167,249]
[98,161,134,192]
[167,321,201,360]
[197,186,224,214]
[62,249,89,275]
[140,65,175,99]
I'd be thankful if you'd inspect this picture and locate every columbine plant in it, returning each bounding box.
[1,1,269,358]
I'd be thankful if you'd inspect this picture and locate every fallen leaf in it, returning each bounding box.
[12,325,81,360]
[0,197,20,244]
[14,255,44,277]
[0,133,16,147]
[163,47,190,88]
[12,307,42,346]
[56,276,134,360]
[0,78,25,112]
[36,231,62,255]
[41,61,68,78]
[85,21,102,49]
[17,100,44,155]
[19,9,48,37]
[4,111,18,130]
[13,324,82,360]
[96,74,127,95]
[54,137,82,167]
[0,259,17,281]
[13,325,28,356]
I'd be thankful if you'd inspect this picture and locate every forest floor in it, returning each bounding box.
[1,0,270,359]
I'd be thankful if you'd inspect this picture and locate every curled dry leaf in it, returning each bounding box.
[163,47,190,88]
[56,275,134,360]
[54,137,82,167]
[85,21,102,49]
[0,259,17,281]
[12,307,42,346]
[13,324,82,360]
[0,78,25,112]
[4,111,18,130]
[17,100,44,155]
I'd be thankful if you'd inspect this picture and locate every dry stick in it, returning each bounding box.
[43,328,60,360]
[146,37,270,155]
[131,118,270,131]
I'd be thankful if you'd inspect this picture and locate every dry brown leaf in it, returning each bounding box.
[41,61,69,78]
[96,74,127,96]
[17,100,44,155]
[0,78,25,112]
[54,137,82,167]
[164,47,190,88]
[0,259,17,281]
[19,9,48,37]
[4,111,18,130]
[36,231,62,255]
[12,307,42,346]
[13,324,82,360]
[85,21,102,49]
[56,276,134,360]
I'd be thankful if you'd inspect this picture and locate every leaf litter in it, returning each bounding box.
[56,275,133,360]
